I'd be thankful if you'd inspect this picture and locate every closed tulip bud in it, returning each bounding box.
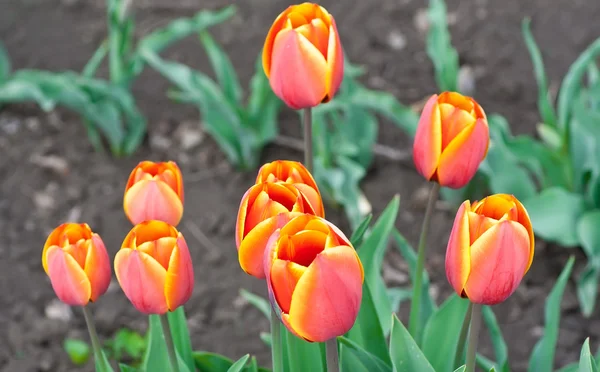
[264,214,363,342]
[262,2,344,109]
[42,223,111,306]
[115,221,194,314]
[124,161,184,226]
[236,181,320,278]
[413,92,490,188]
[256,160,324,217]
[446,194,534,305]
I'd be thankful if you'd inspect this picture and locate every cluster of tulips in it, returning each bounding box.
[40,2,539,372]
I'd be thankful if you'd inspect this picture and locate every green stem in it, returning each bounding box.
[270,309,283,372]
[159,313,180,372]
[303,107,313,172]
[325,338,339,372]
[82,306,113,372]
[454,302,473,367]
[408,182,440,343]
[465,303,482,372]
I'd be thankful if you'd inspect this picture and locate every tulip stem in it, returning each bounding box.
[270,309,284,372]
[160,313,180,372]
[408,182,440,343]
[82,306,113,372]
[303,107,313,172]
[454,301,473,367]
[465,303,482,372]
[325,338,340,372]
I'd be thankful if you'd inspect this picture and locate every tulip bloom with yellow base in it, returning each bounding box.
[42,223,111,306]
[446,194,534,305]
[124,161,184,226]
[236,181,322,278]
[413,92,490,189]
[262,2,344,109]
[115,220,194,314]
[264,214,363,342]
[256,160,324,217]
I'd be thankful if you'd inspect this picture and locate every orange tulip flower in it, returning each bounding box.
[256,160,324,217]
[262,2,344,109]
[413,92,490,189]
[42,223,111,306]
[124,161,184,226]
[236,181,321,278]
[115,220,194,314]
[264,214,363,342]
[446,194,534,305]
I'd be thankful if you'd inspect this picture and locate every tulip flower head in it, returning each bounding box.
[115,221,194,314]
[256,160,324,217]
[42,223,111,306]
[124,161,184,226]
[446,194,534,305]
[413,92,490,188]
[264,214,364,342]
[262,2,344,109]
[236,181,322,278]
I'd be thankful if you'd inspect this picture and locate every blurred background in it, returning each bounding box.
[1,0,600,371]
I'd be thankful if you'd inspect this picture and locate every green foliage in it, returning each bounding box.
[104,328,146,364]
[425,0,459,92]
[63,338,91,366]
[145,35,280,170]
[193,352,267,372]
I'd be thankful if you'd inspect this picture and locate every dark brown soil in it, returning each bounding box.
[2,0,600,371]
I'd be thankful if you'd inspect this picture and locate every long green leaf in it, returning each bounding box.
[527,256,575,372]
[350,213,373,247]
[389,314,435,372]
[239,289,270,319]
[167,307,194,372]
[521,18,558,128]
[338,337,391,372]
[426,0,459,92]
[228,354,250,372]
[143,315,173,372]
[481,306,509,372]
[579,338,599,372]
[0,42,10,82]
[199,31,243,105]
[246,53,281,142]
[285,329,325,372]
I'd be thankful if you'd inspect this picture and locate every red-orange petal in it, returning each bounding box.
[413,95,442,181]
[294,183,324,217]
[464,220,530,305]
[445,201,472,296]
[46,246,92,306]
[124,179,184,226]
[269,28,328,109]
[324,18,344,101]
[287,245,363,342]
[165,234,194,310]
[437,117,489,188]
[84,234,111,302]
[114,249,168,314]
[239,213,299,278]
[270,259,307,313]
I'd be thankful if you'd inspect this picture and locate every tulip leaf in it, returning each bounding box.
[239,289,270,319]
[576,210,600,316]
[392,229,437,334]
[523,187,585,247]
[350,213,373,247]
[453,367,466,372]
[389,314,435,372]
[0,42,10,83]
[426,0,459,92]
[284,328,325,372]
[143,315,190,372]
[422,294,470,372]
[387,287,412,314]
[346,280,391,366]
[357,196,400,335]
[118,364,137,372]
[63,338,91,366]
[199,31,243,105]
[167,307,195,372]
[521,18,558,129]
[227,354,250,372]
[337,337,391,372]
[193,352,268,372]
[247,53,281,143]
[528,256,575,372]
[578,338,599,372]
[480,306,510,372]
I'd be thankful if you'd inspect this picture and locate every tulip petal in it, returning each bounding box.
[467,212,497,245]
[324,19,344,101]
[445,201,471,296]
[269,28,328,109]
[282,230,327,266]
[165,235,194,311]
[464,220,530,305]
[239,213,298,278]
[270,259,307,313]
[124,179,184,226]
[437,117,489,188]
[295,183,324,217]
[413,95,442,181]
[287,245,363,342]
[440,107,476,150]
[46,246,92,306]
[115,249,168,314]
[84,235,112,302]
